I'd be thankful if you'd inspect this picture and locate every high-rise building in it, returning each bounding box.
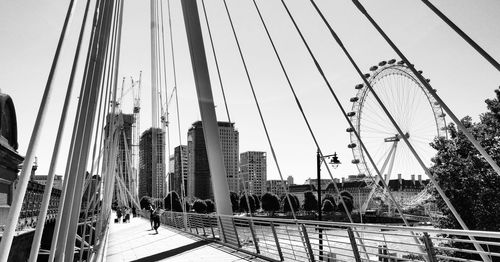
[138,128,165,199]
[168,145,188,196]
[287,175,294,186]
[240,151,267,196]
[187,121,239,200]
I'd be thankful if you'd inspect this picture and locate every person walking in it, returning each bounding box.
[148,204,155,230]
[152,207,161,234]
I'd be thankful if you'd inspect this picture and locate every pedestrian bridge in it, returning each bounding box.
[1,0,499,261]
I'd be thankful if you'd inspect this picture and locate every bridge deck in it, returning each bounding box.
[106,216,263,262]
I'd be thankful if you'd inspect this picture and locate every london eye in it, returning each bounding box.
[347,60,447,206]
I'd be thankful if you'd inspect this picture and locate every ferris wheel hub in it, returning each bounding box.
[384,132,410,142]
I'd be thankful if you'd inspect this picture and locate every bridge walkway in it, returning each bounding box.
[105,216,264,262]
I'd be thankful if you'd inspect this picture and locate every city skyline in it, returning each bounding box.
[1,0,499,186]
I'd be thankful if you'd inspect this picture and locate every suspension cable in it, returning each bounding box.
[0,0,78,259]
[420,0,499,71]
[273,1,373,257]
[256,0,355,224]
[82,60,113,260]
[95,0,123,250]
[221,0,298,220]
[308,0,415,229]
[26,0,93,261]
[76,20,113,262]
[201,0,231,123]
[351,1,490,259]
[158,0,172,202]
[167,0,188,212]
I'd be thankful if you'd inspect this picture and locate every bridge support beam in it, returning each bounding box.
[181,0,232,218]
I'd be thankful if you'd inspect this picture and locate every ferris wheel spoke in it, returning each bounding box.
[363,96,394,125]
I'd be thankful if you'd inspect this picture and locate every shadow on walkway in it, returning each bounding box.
[130,240,210,262]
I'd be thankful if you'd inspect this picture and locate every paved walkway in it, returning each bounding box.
[106,216,264,262]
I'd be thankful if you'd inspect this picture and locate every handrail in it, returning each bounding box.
[156,211,500,262]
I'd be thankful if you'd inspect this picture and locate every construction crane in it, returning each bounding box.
[131,71,142,202]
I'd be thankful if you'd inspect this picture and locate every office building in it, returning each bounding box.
[168,145,188,196]
[138,128,165,199]
[187,121,239,200]
[240,151,267,196]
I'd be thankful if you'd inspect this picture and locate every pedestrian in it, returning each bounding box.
[116,208,122,223]
[132,206,137,217]
[148,204,155,230]
[153,207,161,234]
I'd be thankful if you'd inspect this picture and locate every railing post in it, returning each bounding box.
[301,224,315,262]
[231,218,241,248]
[218,216,227,243]
[347,227,362,262]
[249,220,260,254]
[378,245,388,262]
[201,216,207,236]
[208,215,215,238]
[422,232,438,262]
[271,222,284,261]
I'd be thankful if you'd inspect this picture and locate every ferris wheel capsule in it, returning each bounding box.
[388,59,396,64]
[378,61,387,67]
[370,66,378,71]
[355,84,364,89]
[397,60,405,65]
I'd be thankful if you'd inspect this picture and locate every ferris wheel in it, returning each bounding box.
[347,60,447,211]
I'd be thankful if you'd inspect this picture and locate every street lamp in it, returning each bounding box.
[317,150,341,261]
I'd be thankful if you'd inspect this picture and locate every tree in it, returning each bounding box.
[252,194,261,210]
[230,191,239,212]
[302,191,317,212]
[261,192,280,216]
[193,199,207,213]
[322,199,335,213]
[337,191,354,214]
[185,200,192,212]
[239,194,256,213]
[140,196,153,210]
[164,191,183,212]
[322,193,337,210]
[428,88,500,259]
[282,193,299,213]
[204,199,215,213]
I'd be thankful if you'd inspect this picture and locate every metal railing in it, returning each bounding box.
[155,211,500,262]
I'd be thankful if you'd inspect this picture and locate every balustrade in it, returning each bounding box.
[154,211,500,262]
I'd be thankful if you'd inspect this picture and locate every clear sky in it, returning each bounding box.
[0,0,499,185]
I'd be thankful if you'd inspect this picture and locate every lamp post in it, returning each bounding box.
[317,150,341,261]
